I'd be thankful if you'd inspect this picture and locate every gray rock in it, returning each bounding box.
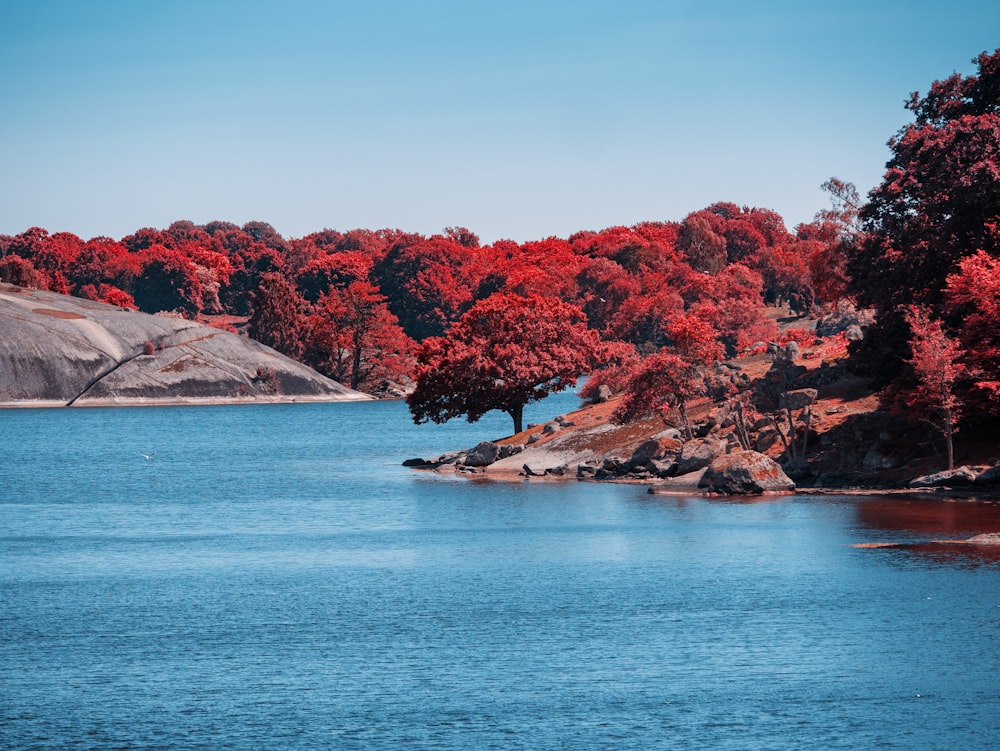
[0,284,368,406]
[648,459,678,478]
[498,444,523,459]
[967,533,1000,545]
[655,427,683,441]
[909,467,978,488]
[592,384,612,403]
[629,438,669,466]
[464,441,500,467]
[973,465,1000,487]
[676,438,727,475]
[698,451,795,495]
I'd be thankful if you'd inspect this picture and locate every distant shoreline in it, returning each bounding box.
[0,394,370,409]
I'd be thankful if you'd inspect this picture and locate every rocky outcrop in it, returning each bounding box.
[908,467,978,488]
[698,451,796,495]
[0,284,370,406]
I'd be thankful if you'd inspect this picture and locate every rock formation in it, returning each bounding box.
[0,283,370,406]
[698,451,796,495]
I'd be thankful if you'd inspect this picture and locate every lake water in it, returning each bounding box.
[2,398,999,750]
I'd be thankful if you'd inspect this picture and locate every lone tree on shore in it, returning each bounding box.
[406,292,609,434]
[899,306,966,470]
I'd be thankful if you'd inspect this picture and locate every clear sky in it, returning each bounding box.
[2,0,998,244]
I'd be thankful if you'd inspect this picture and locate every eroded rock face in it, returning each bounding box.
[698,451,795,495]
[0,284,369,406]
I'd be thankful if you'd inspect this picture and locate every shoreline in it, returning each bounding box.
[0,394,372,409]
[412,459,1000,500]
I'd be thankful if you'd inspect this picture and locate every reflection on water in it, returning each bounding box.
[850,494,1000,564]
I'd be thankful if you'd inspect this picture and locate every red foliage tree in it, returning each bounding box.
[614,313,724,439]
[407,293,609,434]
[374,234,476,340]
[898,306,966,469]
[612,352,707,440]
[78,283,137,309]
[132,245,204,315]
[677,211,727,274]
[297,251,373,302]
[943,250,1000,413]
[847,49,1000,382]
[304,281,414,391]
[0,255,47,288]
[248,272,305,359]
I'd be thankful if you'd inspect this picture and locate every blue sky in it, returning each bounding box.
[2,0,998,243]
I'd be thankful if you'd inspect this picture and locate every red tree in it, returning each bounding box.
[304,281,414,391]
[943,250,1000,413]
[248,272,306,359]
[612,352,708,440]
[614,313,724,439]
[407,293,609,434]
[847,50,1000,383]
[899,306,966,469]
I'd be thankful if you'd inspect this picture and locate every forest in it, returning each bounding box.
[2,49,998,466]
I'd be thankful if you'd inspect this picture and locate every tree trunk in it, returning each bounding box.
[678,400,692,442]
[945,407,955,470]
[508,403,524,435]
[351,342,363,391]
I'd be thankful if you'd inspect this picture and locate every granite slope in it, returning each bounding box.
[0,283,370,406]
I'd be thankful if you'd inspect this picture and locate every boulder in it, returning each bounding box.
[647,459,678,478]
[654,427,683,441]
[973,465,1000,487]
[908,466,978,488]
[863,444,900,472]
[498,444,523,459]
[676,438,727,476]
[698,451,796,495]
[628,436,681,467]
[593,384,612,403]
[464,441,500,467]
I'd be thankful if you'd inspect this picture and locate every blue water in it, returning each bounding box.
[2,399,999,750]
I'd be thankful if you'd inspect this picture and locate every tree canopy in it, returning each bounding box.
[406,293,610,434]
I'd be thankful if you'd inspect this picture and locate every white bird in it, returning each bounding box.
[141,452,156,460]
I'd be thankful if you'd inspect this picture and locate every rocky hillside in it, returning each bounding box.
[406,316,1000,496]
[0,283,370,407]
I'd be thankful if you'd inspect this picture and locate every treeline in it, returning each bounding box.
[0,203,844,394]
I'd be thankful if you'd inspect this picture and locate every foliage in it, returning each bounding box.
[407,293,609,434]
[942,250,1000,413]
[303,281,414,391]
[248,272,305,359]
[897,306,966,469]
